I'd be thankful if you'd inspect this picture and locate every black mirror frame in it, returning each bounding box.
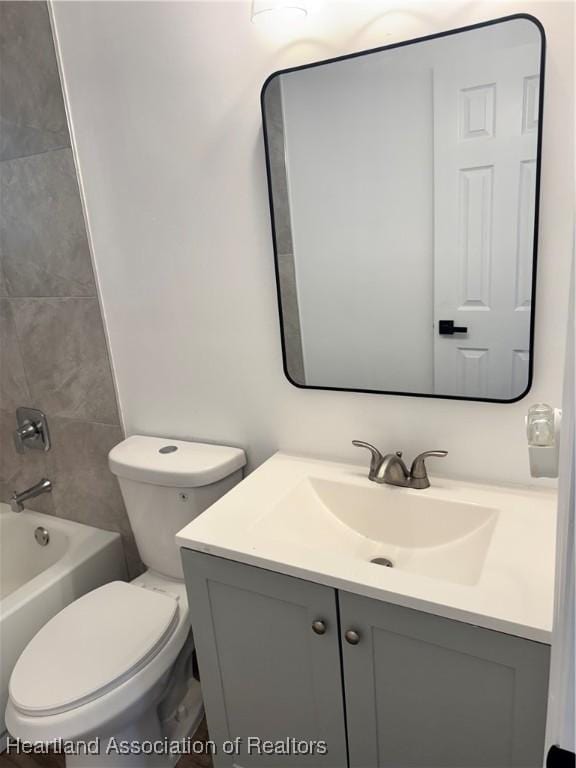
[261,13,546,404]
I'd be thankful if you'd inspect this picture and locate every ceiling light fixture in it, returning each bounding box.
[251,0,311,24]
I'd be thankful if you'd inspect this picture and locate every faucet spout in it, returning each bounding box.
[352,441,448,489]
[373,453,410,486]
[10,478,53,513]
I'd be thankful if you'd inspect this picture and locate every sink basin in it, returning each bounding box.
[176,452,557,643]
[255,477,498,586]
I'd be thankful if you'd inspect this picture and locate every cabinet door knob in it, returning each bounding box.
[312,620,327,635]
[345,629,361,645]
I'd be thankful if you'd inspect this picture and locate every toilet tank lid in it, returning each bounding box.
[108,435,246,487]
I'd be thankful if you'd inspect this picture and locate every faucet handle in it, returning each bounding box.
[14,420,38,454]
[14,408,50,453]
[410,450,448,488]
[352,440,384,481]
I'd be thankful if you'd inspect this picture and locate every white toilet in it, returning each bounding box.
[5,436,246,767]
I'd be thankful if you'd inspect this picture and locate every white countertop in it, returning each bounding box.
[176,452,557,643]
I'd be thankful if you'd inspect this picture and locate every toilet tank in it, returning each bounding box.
[109,436,246,579]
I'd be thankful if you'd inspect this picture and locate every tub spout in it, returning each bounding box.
[10,478,52,513]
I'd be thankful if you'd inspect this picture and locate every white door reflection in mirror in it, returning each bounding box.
[433,44,539,399]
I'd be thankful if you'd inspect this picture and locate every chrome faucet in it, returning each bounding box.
[352,441,447,489]
[10,478,53,512]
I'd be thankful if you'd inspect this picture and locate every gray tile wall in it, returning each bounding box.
[263,77,306,385]
[0,0,141,576]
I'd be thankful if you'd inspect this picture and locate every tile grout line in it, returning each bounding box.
[3,295,98,301]
[4,297,37,414]
[0,142,72,164]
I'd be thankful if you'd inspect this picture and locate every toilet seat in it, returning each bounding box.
[6,572,193,744]
[10,581,179,717]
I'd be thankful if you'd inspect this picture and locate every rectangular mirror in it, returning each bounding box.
[262,15,544,402]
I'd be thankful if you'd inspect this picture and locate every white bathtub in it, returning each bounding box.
[0,504,127,749]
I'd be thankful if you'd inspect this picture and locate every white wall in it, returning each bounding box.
[50,0,574,485]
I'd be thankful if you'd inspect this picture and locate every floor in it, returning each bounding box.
[0,718,213,768]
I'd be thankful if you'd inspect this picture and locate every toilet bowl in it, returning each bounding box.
[5,436,246,767]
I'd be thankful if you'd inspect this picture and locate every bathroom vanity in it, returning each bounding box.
[178,453,556,768]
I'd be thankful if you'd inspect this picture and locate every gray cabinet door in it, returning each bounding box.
[339,591,550,768]
[182,551,348,768]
